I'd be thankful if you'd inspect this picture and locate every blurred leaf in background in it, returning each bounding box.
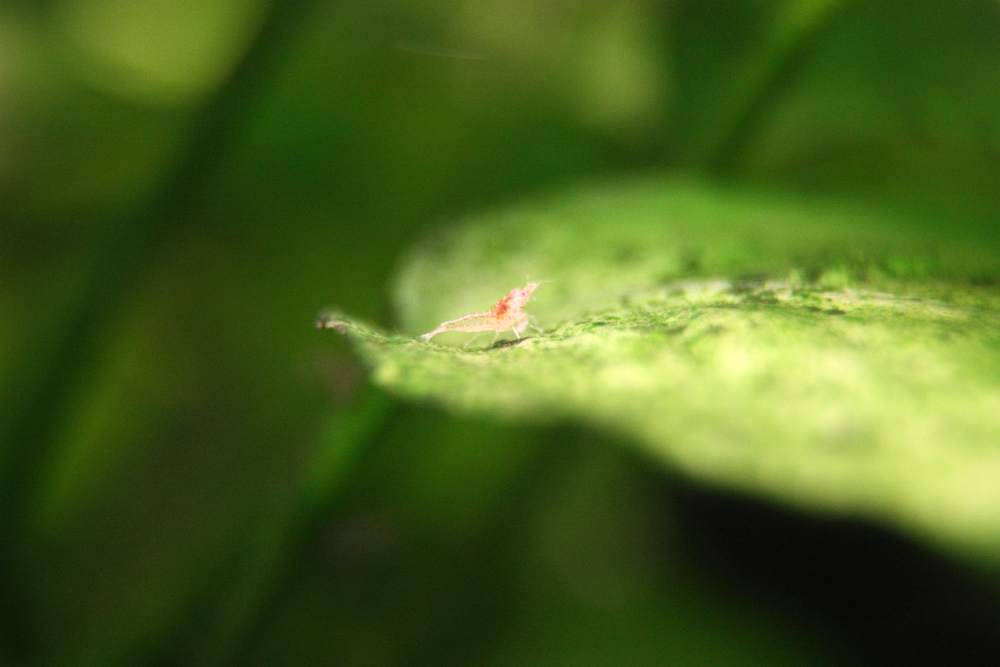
[1,1,1000,666]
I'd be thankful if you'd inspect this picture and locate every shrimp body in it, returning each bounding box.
[421,282,541,344]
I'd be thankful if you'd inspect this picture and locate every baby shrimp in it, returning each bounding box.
[421,282,544,347]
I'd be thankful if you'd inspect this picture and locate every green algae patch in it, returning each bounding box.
[328,179,1000,558]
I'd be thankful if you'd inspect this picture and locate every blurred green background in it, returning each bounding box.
[2,1,1000,665]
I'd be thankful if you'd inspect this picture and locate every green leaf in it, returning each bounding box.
[729,1,1000,222]
[14,222,381,667]
[484,439,842,667]
[239,425,843,666]
[670,0,847,166]
[50,0,273,106]
[330,178,1000,558]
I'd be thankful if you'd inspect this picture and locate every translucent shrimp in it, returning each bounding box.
[421,282,544,347]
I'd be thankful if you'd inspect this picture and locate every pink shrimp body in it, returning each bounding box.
[421,282,541,344]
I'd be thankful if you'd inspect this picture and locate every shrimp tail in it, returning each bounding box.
[421,328,443,342]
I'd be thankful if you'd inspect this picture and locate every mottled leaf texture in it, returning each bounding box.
[329,178,1000,559]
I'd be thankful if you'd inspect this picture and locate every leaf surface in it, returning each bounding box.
[332,179,1000,557]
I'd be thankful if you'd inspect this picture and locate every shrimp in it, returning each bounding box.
[421,282,544,347]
